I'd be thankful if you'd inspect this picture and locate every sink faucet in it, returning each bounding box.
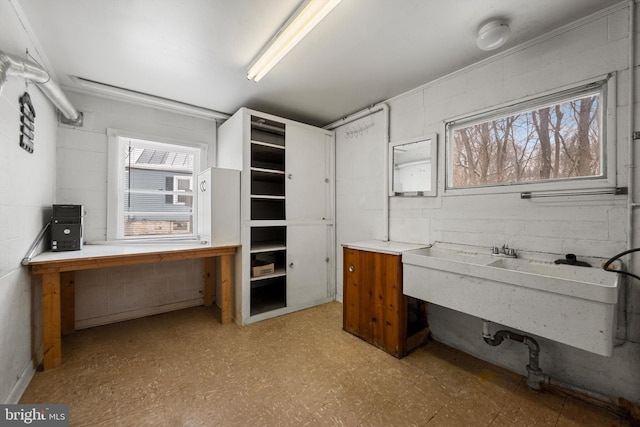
[491,244,517,258]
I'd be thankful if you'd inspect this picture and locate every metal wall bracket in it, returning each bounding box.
[521,187,628,199]
[59,111,83,126]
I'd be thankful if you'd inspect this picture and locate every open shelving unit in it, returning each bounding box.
[249,116,287,315]
[217,107,335,325]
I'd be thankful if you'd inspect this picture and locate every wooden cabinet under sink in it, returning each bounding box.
[343,242,430,358]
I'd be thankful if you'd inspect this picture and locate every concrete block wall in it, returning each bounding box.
[74,259,205,329]
[335,110,387,300]
[336,3,640,402]
[0,0,58,403]
[56,92,217,328]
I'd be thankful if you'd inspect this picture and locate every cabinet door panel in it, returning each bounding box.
[342,248,405,357]
[197,169,211,239]
[380,253,404,356]
[343,248,378,343]
[285,125,328,221]
[343,248,360,334]
[371,252,387,349]
[287,224,329,307]
[359,251,378,344]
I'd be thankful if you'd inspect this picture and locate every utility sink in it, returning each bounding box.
[402,244,620,356]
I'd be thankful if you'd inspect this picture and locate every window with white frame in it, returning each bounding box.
[446,78,612,191]
[108,134,200,239]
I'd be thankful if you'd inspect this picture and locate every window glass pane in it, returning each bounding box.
[124,193,194,213]
[121,138,196,238]
[449,91,602,189]
[123,215,192,237]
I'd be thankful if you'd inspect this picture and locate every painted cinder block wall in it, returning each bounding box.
[0,1,58,403]
[336,3,639,402]
[56,91,217,329]
[1,0,221,398]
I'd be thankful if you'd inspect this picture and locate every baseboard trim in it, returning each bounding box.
[75,299,204,330]
[5,360,35,404]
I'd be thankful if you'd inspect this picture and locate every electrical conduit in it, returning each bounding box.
[628,0,636,245]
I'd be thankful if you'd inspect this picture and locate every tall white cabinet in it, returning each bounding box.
[217,108,336,324]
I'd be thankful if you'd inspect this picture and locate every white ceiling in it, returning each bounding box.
[17,0,621,127]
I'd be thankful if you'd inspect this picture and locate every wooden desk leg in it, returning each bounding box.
[42,272,62,370]
[203,258,214,307]
[60,272,75,336]
[219,254,232,325]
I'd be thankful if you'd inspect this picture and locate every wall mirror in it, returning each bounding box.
[389,134,437,197]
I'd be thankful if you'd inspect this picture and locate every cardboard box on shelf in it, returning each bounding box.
[252,262,275,277]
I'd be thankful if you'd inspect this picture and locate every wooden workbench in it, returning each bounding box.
[28,243,238,370]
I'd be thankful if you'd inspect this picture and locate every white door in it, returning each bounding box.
[285,125,329,221]
[287,224,330,307]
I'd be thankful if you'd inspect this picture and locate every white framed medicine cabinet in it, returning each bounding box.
[389,134,438,197]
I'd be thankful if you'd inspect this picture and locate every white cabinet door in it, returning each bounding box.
[210,168,241,245]
[197,168,240,245]
[287,224,330,307]
[197,169,211,240]
[285,125,329,221]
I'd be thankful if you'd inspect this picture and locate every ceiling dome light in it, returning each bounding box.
[476,20,510,51]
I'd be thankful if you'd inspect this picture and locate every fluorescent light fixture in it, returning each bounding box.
[476,20,510,51]
[247,0,341,82]
[65,76,230,121]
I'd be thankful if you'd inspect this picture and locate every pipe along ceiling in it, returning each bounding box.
[0,50,81,125]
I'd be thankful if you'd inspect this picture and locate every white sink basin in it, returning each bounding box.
[402,245,620,356]
[404,247,495,264]
[486,258,618,303]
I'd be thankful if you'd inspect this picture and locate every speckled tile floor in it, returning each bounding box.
[21,302,628,426]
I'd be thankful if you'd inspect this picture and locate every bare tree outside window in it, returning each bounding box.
[449,91,602,189]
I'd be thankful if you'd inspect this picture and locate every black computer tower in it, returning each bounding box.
[51,204,83,251]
